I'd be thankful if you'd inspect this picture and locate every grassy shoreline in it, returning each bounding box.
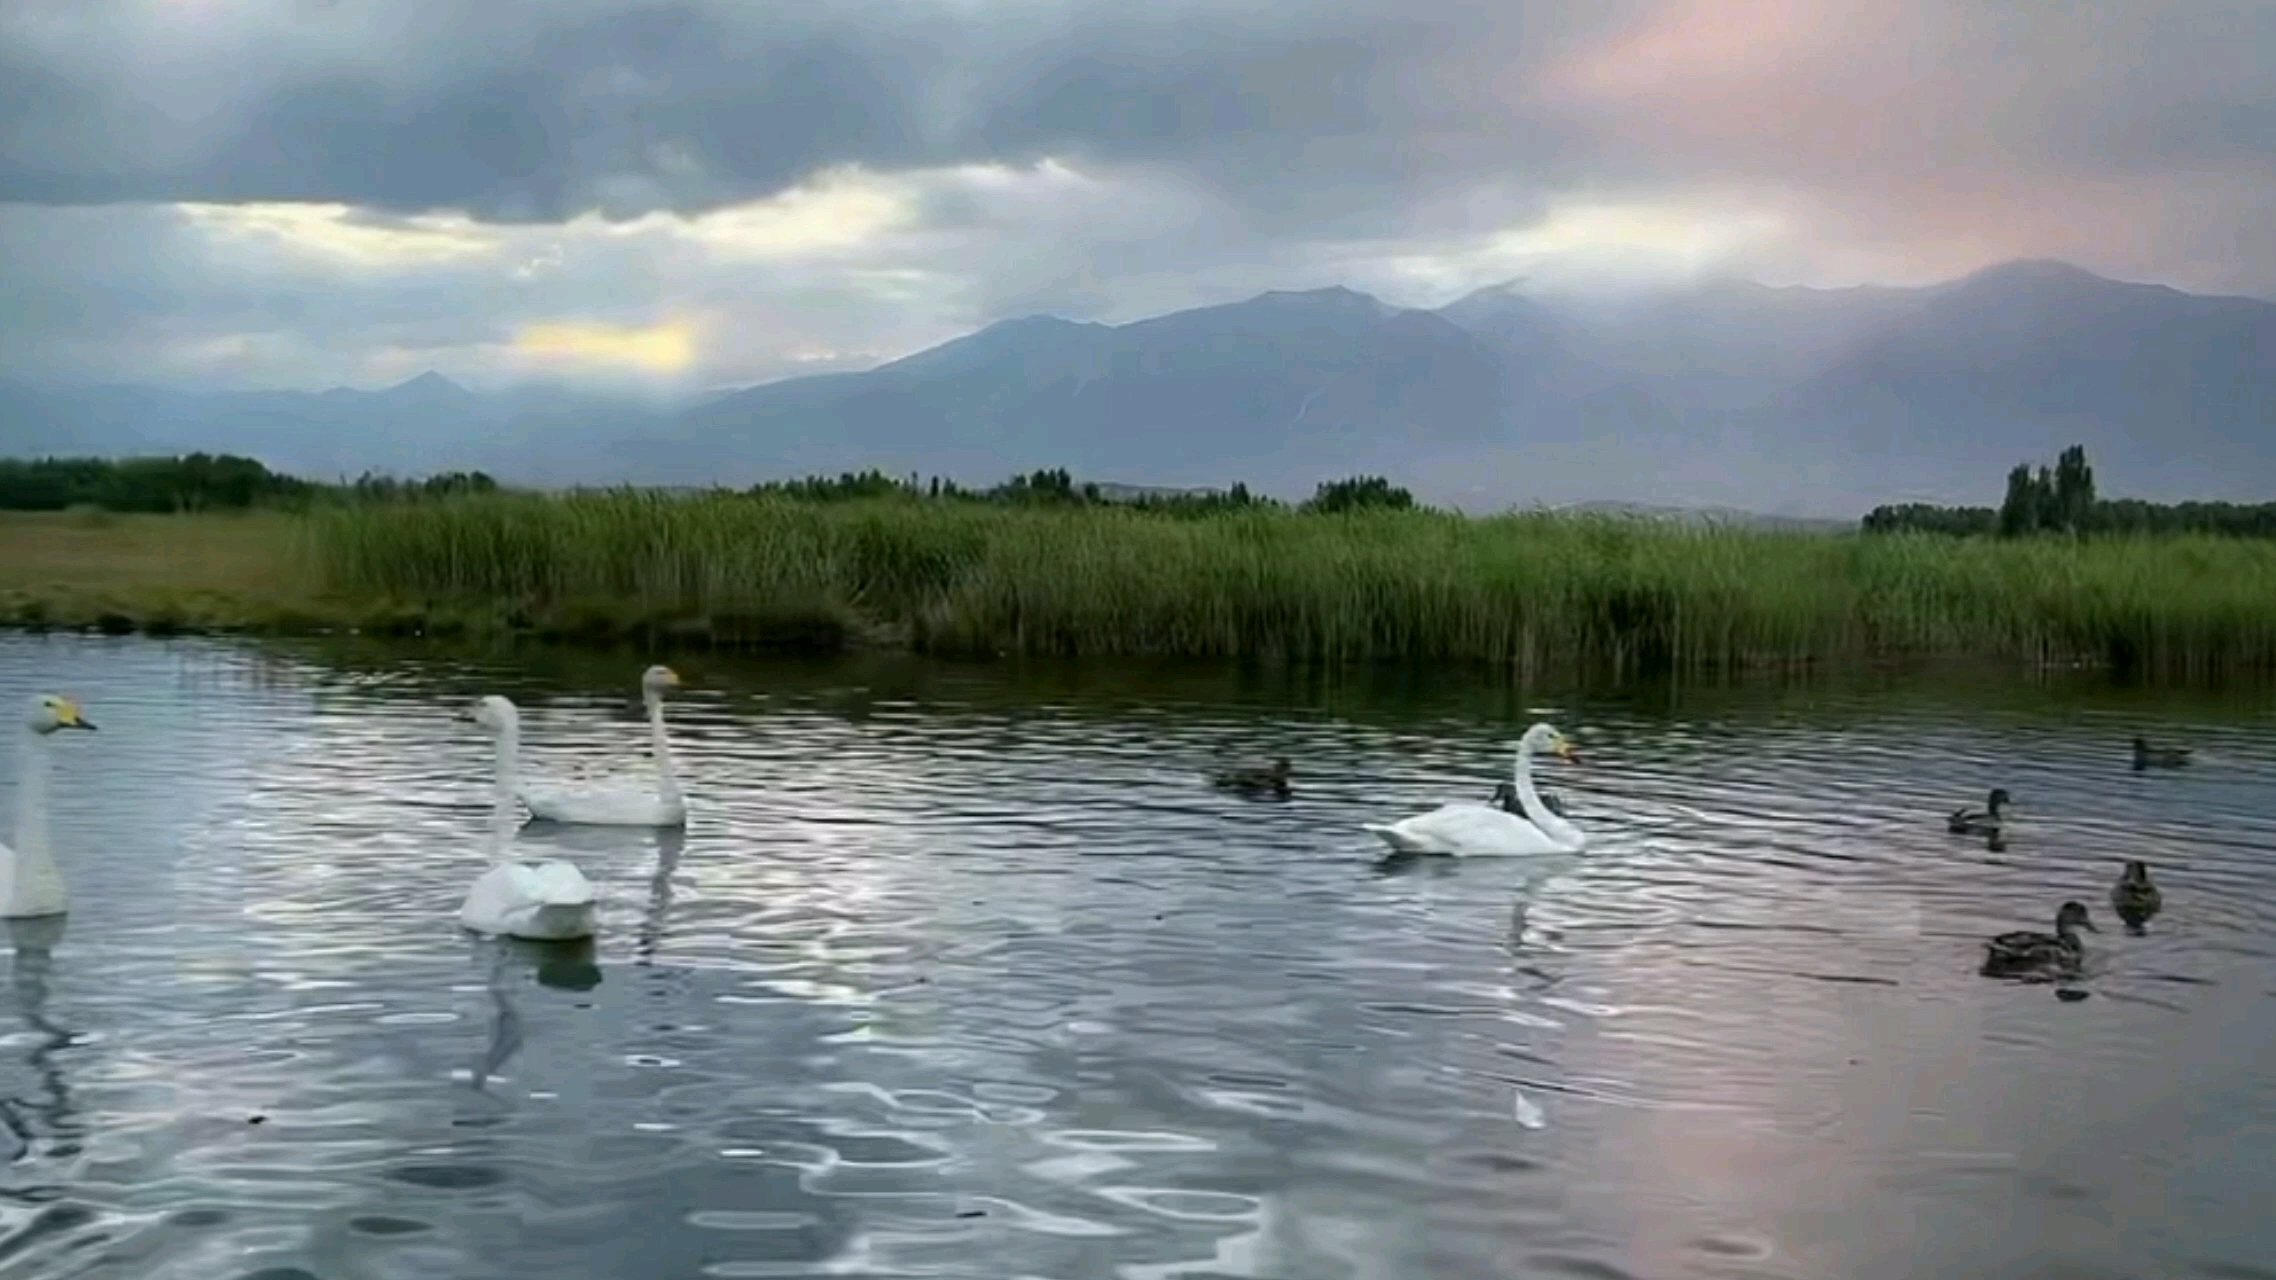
[9,499,2276,676]
[0,510,327,636]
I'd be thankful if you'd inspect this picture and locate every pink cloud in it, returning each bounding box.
[1519,0,2276,293]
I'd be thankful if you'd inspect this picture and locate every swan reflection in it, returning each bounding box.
[1,917,79,1163]
[468,936,602,1097]
[639,827,686,965]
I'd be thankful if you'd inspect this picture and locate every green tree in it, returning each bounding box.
[1998,463,2040,536]
[2052,445,2095,532]
[1301,476,1415,514]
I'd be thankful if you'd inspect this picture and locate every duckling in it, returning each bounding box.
[1980,900,2096,981]
[1947,788,2013,836]
[1490,780,1569,820]
[2110,860,2162,933]
[1211,757,1292,797]
[2132,736,2191,771]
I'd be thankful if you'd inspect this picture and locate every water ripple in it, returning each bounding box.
[0,636,2273,1277]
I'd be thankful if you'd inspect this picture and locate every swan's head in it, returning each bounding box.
[1987,787,2013,812]
[641,665,682,697]
[1524,723,1579,762]
[2056,900,2097,933]
[469,695,520,734]
[26,694,96,735]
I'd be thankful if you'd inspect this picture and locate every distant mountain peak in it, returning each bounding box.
[1265,284,1370,300]
[864,311,1107,381]
[1949,259,2112,290]
[979,313,1100,334]
[1438,278,1564,347]
[1249,285,1389,312]
[1443,278,1555,312]
[1450,278,1532,303]
[311,371,468,400]
[382,370,474,400]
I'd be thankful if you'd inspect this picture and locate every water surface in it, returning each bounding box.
[1,635,2273,1279]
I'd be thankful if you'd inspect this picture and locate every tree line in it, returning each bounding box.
[0,453,1423,518]
[1862,446,2276,538]
[0,453,499,512]
[747,468,1419,515]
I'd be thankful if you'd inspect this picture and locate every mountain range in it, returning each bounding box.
[3,259,2270,518]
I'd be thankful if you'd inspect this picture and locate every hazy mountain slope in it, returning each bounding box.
[1776,261,2276,502]
[6,261,2272,516]
[651,287,1517,488]
[1427,263,2275,510]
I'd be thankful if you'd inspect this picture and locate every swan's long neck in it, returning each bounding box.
[491,718,522,803]
[13,728,46,857]
[488,720,521,857]
[4,728,64,910]
[1512,738,1583,850]
[647,693,680,799]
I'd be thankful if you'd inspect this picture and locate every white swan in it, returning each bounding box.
[1365,723,1588,857]
[517,666,687,827]
[459,696,598,941]
[1,695,97,920]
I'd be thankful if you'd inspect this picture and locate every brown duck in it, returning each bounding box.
[1948,788,2012,837]
[2132,736,2192,771]
[1980,901,2096,981]
[2110,860,2162,932]
[1211,757,1292,797]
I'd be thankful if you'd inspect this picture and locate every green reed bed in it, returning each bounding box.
[307,491,2276,673]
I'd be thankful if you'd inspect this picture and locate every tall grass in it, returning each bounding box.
[309,491,2276,674]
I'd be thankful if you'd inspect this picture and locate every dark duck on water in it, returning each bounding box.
[1211,757,1292,797]
[1980,901,2096,981]
[2133,736,2192,771]
[1948,788,2012,836]
[2110,860,2163,932]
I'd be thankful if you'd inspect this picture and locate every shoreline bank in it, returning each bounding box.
[9,504,2276,678]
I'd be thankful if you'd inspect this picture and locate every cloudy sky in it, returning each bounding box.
[3,0,2271,393]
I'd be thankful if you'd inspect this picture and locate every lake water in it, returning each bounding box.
[1,634,2273,1280]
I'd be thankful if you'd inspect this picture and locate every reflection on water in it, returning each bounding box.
[469,937,603,1097]
[0,633,2273,1278]
[0,919,76,1168]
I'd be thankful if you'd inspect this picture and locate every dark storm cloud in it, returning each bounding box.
[1,3,955,219]
[5,0,2275,238]
[0,0,1593,225]
[4,0,2276,392]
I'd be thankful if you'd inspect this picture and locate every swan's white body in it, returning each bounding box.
[1365,723,1589,857]
[1,696,96,920]
[460,859,597,941]
[459,696,597,941]
[515,667,687,827]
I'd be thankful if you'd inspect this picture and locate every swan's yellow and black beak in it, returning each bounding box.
[55,699,95,731]
[1552,734,1579,763]
[660,667,683,687]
